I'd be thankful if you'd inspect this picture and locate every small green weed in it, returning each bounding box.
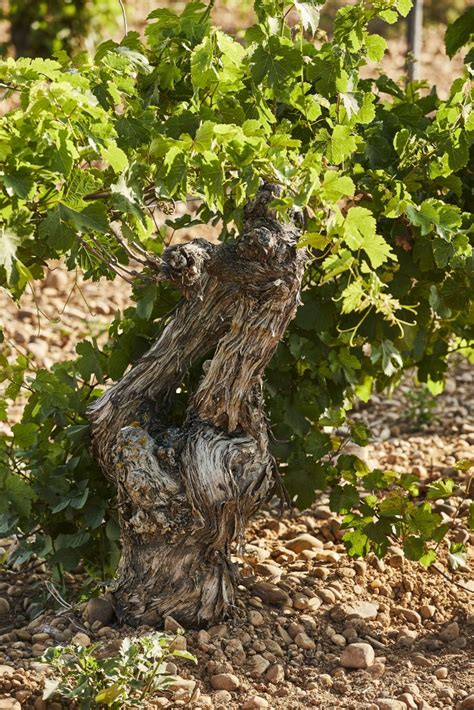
[42,632,197,709]
[405,385,438,427]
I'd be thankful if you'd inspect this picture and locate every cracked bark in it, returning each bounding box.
[88,185,306,627]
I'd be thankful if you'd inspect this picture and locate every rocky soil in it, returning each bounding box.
[1,263,473,709]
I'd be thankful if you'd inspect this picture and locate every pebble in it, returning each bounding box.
[255,563,282,578]
[169,677,196,700]
[210,673,240,691]
[294,632,315,651]
[285,534,324,553]
[71,632,91,647]
[368,662,386,678]
[435,667,448,679]
[164,615,184,634]
[85,597,114,626]
[0,598,10,615]
[393,607,421,625]
[460,695,474,709]
[241,697,269,709]
[306,596,322,611]
[0,665,15,676]
[420,604,436,619]
[213,690,232,703]
[317,589,336,604]
[439,622,459,642]
[169,635,187,652]
[411,653,431,668]
[0,701,21,710]
[248,610,264,627]
[375,700,406,710]
[340,642,375,669]
[248,654,270,676]
[292,593,308,610]
[342,601,378,620]
[397,693,417,709]
[252,582,290,606]
[266,663,284,684]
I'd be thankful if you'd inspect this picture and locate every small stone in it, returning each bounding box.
[264,639,283,657]
[72,632,91,647]
[164,615,184,634]
[411,653,431,668]
[338,566,356,578]
[340,642,375,669]
[248,610,264,626]
[255,562,282,578]
[353,561,367,575]
[0,665,14,676]
[397,693,417,709]
[398,628,417,646]
[169,677,196,700]
[248,654,270,677]
[34,699,47,710]
[213,690,232,704]
[439,622,459,642]
[276,624,292,645]
[97,626,113,638]
[292,593,308,610]
[367,662,385,678]
[375,700,405,710]
[252,582,290,606]
[0,598,10,615]
[85,597,115,626]
[0,701,21,710]
[403,684,420,697]
[31,643,46,656]
[435,667,448,680]
[210,673,240,691]
[306,596,322,611]
[294,632,316,650]
[420,605,436,619]
[317,589,336,604]
[266,663,284,684]
[242,697,269,709]
[393,607,421,625]
[388,553,404,568]
[342,601,378,620]
[285,533,323,553]
[169,635,187,652]
[208,624,229,638]
[332,634,346,647]
[14,690,30,703]
[314,550,340,563]
[460,695,474,709]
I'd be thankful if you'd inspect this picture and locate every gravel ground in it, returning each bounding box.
[0,264,473,710]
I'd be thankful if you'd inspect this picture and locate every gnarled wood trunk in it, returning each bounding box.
[88,185,305,627]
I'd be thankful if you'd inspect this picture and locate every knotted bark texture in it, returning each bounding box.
[88,185,306,627]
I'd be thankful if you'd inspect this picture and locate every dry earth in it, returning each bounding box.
[0,264,473,709]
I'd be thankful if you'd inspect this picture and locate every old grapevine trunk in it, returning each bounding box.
[88,185,306,627]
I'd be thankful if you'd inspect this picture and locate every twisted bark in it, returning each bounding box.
[88,185,306,627]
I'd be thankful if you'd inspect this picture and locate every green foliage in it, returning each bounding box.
[0,0,473,575]
[0,0,120,58]
[42,632,197,708]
